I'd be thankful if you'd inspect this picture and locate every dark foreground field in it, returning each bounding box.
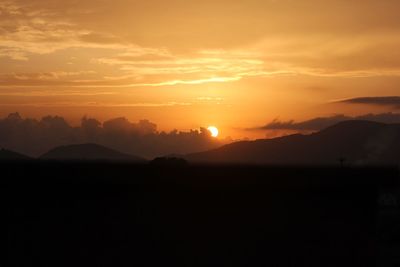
[4,162,400,266]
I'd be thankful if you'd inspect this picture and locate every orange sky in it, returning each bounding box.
[1,0,400,139]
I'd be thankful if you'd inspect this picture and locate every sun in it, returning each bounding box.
[207,126,219,137]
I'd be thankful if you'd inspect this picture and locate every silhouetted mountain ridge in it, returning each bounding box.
[40,143,146,162]
[186,120,400,165]
[0,148,31,160]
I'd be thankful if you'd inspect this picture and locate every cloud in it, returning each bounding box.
[3,0,400,91]
[0,0,168,62]
[254,34,400,78]
[2,0,400,93]
[258,113,400,131]
[94,50,266,86]
[0,72,247,88]
[123,76,242,87]
[0,102,192,108]
[336,96,400,108]
[0,113,224,158]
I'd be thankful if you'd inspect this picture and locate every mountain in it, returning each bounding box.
[0,148,31,160]
[186,120,400,165]
[40,143,146,162]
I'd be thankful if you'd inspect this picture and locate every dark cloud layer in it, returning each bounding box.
[260,113,400,131]
[0,113,224,158]
[338,96,400,108]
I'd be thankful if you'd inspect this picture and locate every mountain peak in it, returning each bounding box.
[40,143,146,162]
[186,121,400,165]
[320,120,386,132]
[0,148,31,160]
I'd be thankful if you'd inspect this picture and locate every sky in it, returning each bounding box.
[1,0,400,139]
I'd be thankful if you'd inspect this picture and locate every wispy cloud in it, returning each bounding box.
[335,96,400,108]
[0,1,168,61]
[0,101,192,107]
[95,49,267,85]
[253,33,400,78]
[253,113,400,131]
[0,73,243,88]
[125,76,242,87]
[0,90,115,97]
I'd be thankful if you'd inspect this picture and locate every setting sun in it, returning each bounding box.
[207,126,219,138]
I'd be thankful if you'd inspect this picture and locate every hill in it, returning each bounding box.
[40,143,146,162]
[186,120,400,165]
[0,148,31,160]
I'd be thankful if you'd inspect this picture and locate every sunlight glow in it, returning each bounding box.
[207,126,219,137]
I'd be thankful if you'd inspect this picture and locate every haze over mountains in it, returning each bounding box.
[0,113,223,159]
[1,120,400,165]
[3,112,400,160]
[187,121,400,165]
